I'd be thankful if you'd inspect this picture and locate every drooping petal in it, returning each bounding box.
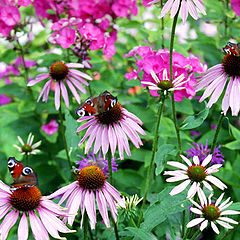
[205,175,227,190]
[18,212,29,240]
[211,221,219,234]
[187,217,205,228]
[167,161,188,171]
[27,73,50,86]
[169,179,191,196]
[54,81,61,110]
[96,190,110,227]
[200,219,208,231]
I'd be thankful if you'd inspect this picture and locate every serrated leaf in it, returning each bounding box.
[141,187,190,231]
[154,144,176,175]
[126,227,158,240]
[180,108,209,130]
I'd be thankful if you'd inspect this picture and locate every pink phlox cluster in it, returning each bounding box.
[0,0,21,37]
[41,119,59,135]
[124,46,206,101]
[231,0,240,15]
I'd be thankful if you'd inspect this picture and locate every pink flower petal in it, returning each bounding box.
[27,73,50,86]
[96,190,110,227]
[60,80,69,108]
[65,79,81,104]
[54,81,61,110]
[18,212,28,240]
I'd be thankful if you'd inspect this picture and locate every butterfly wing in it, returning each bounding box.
[75,96,98,117]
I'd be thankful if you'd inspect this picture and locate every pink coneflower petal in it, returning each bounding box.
[108,124,117,156]
[180,0,188,22]
[102,126,110,156]
[27,73,50,86]
[96,190,110,227]
[69,69,92,81]
[222,78,233,115]
[193,156,200,165]
[123,109,143,125]
[65,79,81,104]
[79,124,98,146]
[1,210,19,240]
[37,79,52,102]
[169,179,191,195]
[55,81,61,110]
[201,155,212,167]
[29,211,49,240]
[0,206,12,219]
[170,0,180,18]
[193,0,206,13]
[180,154,193,166]
[93,125,104,154]
[190,207,202,215]
[43,81,51,102]
[163,170,186,176]
[218,197,231,210]
[159,0,174,18]
[18,212,28,240]
[85,124,99,153]
[84,190,96,229]
[67,76,88,92]
[41,199,68,217]
[66,63,84,68]
[60,81,69,108]
[202,180,213,191]
[230,78,240,116]
[77,119,97,133]
[187,0,198,19]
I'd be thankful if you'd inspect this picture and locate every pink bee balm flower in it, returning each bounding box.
[41,119,59,135]
[196,43,240,116]
[0,180,75,240]
[159,0,206,23]
[187,188,240,234]
[47,165,125,229]
[27,62,92,110]
[76,93,146,160]
[164,154,227,198]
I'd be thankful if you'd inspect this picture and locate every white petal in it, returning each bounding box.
[218,197,231,210]
[201,154,212,167]
[202,180,213,191]
[197,187,207,206]
[205,175,227,190]
[169,180,191,195]
[219,217,238,225]
[180,155,192,166]
[200,220,208,231]
[193,156,200,165]
[190,207,202,215]
[220,210,240,216]
[187,218,205,228]
[211,221,220,234]
[167,161,188,170]
[216,220,234,229]
[187,181,197,198]
[166,175,189,182]
[163,170,187,176]
[215,193,224,207]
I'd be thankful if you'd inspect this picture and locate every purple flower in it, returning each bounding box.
[27,62,92,110]
[77,151,118,177]
[41,119,59,135]
[190,130,201,137]
[0,94,11,105]
[186,141,225,165]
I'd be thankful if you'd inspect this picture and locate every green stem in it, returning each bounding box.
[160,0,164,49]
[210,114,224,153]
[130,217,137,227]
[190,229,201,240]
[181,210,186,238]
[83,213,88,240]
[169,10,179,82]
[25,154,29,166]
[171,92,182,157]
[113,221,120,240]
[137,96,165,227]
[88,85,93,96]
[58,106,72,170]
[107,150,113,185]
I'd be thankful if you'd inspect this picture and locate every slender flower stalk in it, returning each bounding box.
[107,151,113,185]
[58,106,71,170]
[211,114,225,153]
[137,95,165,227]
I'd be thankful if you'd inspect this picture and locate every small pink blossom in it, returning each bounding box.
[57,27,76,49]
[0,5,21,26]
[18,0,32,7]
[41,120,59,135]
[231,0,240,15]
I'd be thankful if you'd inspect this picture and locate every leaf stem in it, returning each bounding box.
[58,106,72,170]
[107,150,113,185]
[190,229,201,240]
[210,113,224,153]
[83,213,88,240]
[137,95,165,227]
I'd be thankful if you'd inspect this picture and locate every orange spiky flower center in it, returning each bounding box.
[76,166,106,190]
[50,62,69,81]
[187,165,207,182]
[202,204,220,221]
[9,186,42,211]
[97,102,123,125]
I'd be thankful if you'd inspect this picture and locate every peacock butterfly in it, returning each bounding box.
[75,90,118,117]
[8,157,38,188]
[223,42,240,56]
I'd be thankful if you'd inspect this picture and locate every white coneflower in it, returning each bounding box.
[187,188,240,234]
[164,154,227,198]
[13,133,41,155]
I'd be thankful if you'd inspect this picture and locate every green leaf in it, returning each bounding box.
[141,187,190,231]
[180,108,209,130]
[126,227,158,240]
[224,140,240,150]
[230,124,240,140]
[18,100,36,113]
[154,144,176,176]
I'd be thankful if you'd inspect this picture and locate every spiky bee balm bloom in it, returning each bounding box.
[76,91,146,160]
[47,165,125,229]
[28,62,92,110]
[0,181,74,240]
[187,188,240,234]
[164,155,227,198]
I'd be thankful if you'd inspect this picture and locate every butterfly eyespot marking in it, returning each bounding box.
[86,99,93,106]
[76,108,85,117]
[22,167,33,176]
[111,99,117,107]
[8,158,16,168]
[105,92,111,101]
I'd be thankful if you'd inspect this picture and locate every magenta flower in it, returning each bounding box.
[186,141,225,165]
[0,180,75,240]
[196,44,240,116]
[77,150,118,177]
[0,94,11,105]
[231,0,240,15]
[27,62,92,110]
[41,119,59,135]
[47,165,125,229]
[0,5,21,26]
[57,27,76,49]
[76,99,146,160]
[159,0,206,23]
[125,47,205,101]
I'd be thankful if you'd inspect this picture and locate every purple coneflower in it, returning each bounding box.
[47,165,125,229]
[77,150,118,177]
[0,181,75,240]
[187,188,240,234]
[164,154,227,198]
[28,62,92,110]
[77,102,146,160]
[159,0,206,23]
[186,141,225,165]
[196,44,240,116]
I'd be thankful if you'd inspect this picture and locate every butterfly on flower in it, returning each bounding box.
[223,42,240,56]
[75,90,118,117]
